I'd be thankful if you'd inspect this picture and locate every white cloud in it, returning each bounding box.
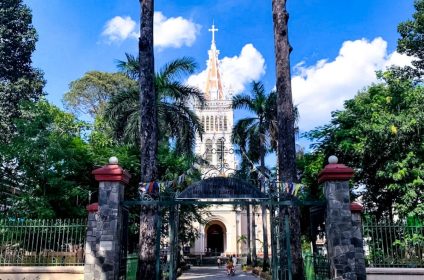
[187,44,266,97]
[154,12,200,48]
[102,16,138,43]
[101,12,200,48]
[292,37,412,132]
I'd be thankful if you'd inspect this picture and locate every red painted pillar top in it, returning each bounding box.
[350,202,364,213]
[92,156,131,185]
[86,202,99,213]
[318,155,354,183]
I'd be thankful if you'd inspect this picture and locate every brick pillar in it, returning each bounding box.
[318,156,357,280]
[84,157,131,280]
[350,202,366,280]
[84,203,99,279]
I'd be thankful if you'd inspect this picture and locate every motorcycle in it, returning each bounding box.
[227,266,235,276]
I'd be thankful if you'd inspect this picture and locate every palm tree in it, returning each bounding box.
[232,81,275,271]
[106,56,204,279]
[137,0,157,278]
[272,0,303,279]
[106,56,205,156]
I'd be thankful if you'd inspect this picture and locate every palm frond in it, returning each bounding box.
[158,81,205,105]
[232,117,257,148]
[116,53,139,80]
[104,88,139,144]
[159,57,197,81]
[158,101,203,155]
[232,94,254,111]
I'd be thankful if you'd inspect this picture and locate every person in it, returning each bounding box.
[232,255,237,267]
[226,258,234,275]
[217,257,221,268]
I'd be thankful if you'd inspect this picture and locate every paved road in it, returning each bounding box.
[179,265,258,279]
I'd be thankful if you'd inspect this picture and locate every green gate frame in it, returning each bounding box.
[122,177,326,280]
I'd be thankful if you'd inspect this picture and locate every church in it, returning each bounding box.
[189,24,270,258]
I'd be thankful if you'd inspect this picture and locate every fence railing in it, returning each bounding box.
[304,254,330,280]
[363,217,424,268]
[0,218,86,266]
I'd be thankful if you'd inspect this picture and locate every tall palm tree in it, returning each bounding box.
[137,0,157,278]
[106,54,204,279]
[272,0,303,279]
[105,56,204,155]
[232,81,275,271]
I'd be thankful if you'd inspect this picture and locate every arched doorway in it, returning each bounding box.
[206,222,225,254]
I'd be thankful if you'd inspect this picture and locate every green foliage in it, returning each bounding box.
[0,0,45,143]
[232,81,277,173]
[306,73,424,219]
[88,116,142,199]
[237,234,247,244]
[0,0,37,80]
[0,101,96,218]
[63,71,137,117]
[105,57,204,155]
[296,151,325,200]
[397,0,424,79]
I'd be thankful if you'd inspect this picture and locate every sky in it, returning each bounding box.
[26,0,415,151]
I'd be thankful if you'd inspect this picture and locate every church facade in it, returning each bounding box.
[189,25,269,257]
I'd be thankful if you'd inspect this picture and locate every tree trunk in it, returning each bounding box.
[259,140,269,272]
[251,207,257,266]
[272,0,303,279]
[138,205,159,279]
[137,0,158,279]
[261,204,270,272]
[246,205,252,265]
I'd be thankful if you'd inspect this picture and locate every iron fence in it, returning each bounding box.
[303,254,330,280]
[0,218,86,266]
[363,217,424,268]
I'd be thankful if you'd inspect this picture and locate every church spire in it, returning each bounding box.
[205,23,224,100]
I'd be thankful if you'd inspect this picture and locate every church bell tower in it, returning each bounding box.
[194,24,236,178]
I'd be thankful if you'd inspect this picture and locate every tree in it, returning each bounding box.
[105,57,204,155]
[63,71,136,118]
[232,81,277,166]
[232,81,276,270]
[397,0,424,80]
[137,0,157,278]
[0,101,95,218]
[272,0,303,278]
[306,72,424,220]
[0,0,45,143]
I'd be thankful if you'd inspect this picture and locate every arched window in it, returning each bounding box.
[211,115,214,131]
[224,116,228,131]
[205,139,213,163]
[219,116,223,131]
[206,116,209,131]
[215,116,218,131]
[216,138,225,163]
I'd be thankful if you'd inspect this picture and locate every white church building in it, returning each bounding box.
[189,24,270,257]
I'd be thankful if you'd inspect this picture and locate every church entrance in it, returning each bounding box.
[206,223,225,255]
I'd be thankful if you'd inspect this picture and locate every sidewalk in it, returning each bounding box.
[179,265,258,279]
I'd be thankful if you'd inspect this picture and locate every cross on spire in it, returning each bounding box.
[208,23,218,44]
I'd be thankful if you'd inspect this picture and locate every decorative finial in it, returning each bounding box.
[328,155,338,164]
[208,22,218,44]
[109,156,119,165]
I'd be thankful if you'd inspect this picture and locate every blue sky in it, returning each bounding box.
[26,0,414,148]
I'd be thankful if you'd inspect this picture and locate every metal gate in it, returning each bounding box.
[119,177,329,280]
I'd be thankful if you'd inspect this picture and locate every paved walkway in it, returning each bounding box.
[179,265,258,279]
